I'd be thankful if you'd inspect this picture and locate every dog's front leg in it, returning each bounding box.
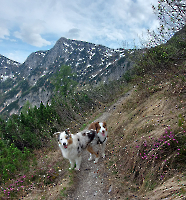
[69,159,75,170]
[88,153,93,161]
[101,141,106,158]
[75,156,82,170]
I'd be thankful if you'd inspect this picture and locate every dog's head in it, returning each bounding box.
[89,122,107,136]
[54,129,73,149]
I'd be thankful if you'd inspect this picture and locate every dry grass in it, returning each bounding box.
[143,174,186,199]
[100,65,186,199]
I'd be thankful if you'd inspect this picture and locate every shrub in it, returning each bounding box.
[0,140,32,183]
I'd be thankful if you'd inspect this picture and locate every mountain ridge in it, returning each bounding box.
[0,37,133,117]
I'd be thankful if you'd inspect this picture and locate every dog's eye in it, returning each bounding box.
[66,136,71,140]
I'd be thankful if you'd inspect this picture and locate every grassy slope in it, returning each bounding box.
[104,66,186,199]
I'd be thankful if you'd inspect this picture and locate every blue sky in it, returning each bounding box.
[0,0,159,63]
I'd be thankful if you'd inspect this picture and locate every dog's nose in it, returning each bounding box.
[63,142,67,146]
[102,130,105,133]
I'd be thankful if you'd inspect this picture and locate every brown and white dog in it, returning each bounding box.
[54,129,96,170]
[87,121,108,163]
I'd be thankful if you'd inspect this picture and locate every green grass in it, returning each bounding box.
[80,123,87,131]
[89,112,103,122]
[59,187,67,197]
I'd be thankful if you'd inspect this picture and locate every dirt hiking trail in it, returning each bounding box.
[67,89,134,200]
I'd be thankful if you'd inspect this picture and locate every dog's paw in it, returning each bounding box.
[94,158,99,164]
[102,153,105,158]
[88,154,93,161]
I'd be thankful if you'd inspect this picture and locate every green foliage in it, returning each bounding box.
[1,101,60,151]
[136,44,176,71]
[117,56,126,65]
[51,65,77,96]
[0,27,185,198]
[60,187,68,197]
[0,98,62,186]
[0,140,32,183]
[127,29,186,80]
[21,100,33,115]
[178,114,185,128]
[50,65,98,131]
[171,132,186,170]
[123,70,132,83]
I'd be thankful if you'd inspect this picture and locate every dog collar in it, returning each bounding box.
[97,136,107,144]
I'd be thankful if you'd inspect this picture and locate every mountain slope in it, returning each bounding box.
[0,54,21,82]
[0,37,133,117]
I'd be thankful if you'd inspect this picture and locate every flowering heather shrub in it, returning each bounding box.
[0,164,59,199]
[127,127,186,189]
[137,127,186,169]
[1,175,26,199]
[139,128,179,161]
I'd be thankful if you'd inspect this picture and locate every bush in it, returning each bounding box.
[123,70,132,83]
[0,140,32,183]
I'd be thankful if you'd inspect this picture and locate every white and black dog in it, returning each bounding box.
[87,121,108,163]
[54,129,96,170]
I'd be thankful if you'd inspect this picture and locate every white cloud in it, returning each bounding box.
[0,19,11,39]
[0,26,10,39]
[14,30,51,47]
[2,0,159,45]
[14,21,51,47]
[0,0,161,61]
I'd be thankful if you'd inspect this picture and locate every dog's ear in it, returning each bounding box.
[95,122,100,130]
[88,122,100,132]
[65,129,71,137]
[88,122,95,130]
[53,132,61,141]
[103,122,107,130]
[53,132,60,138]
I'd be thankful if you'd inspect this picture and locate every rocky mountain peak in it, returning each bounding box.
[0,37,133,116]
